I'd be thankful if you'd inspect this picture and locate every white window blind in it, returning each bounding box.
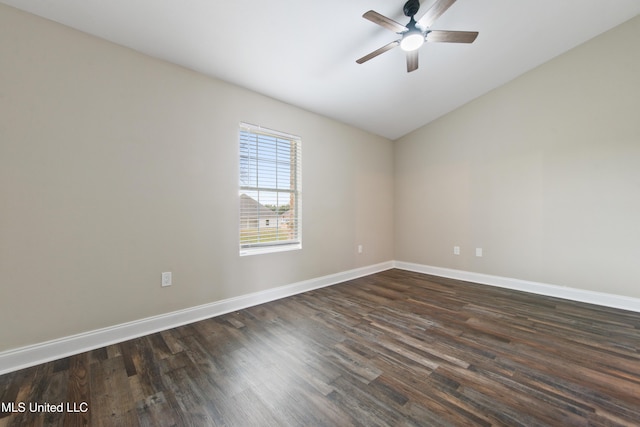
[239,123,301,255]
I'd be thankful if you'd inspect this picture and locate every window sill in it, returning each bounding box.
[239,243,302,257]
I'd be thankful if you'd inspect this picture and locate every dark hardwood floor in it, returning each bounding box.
[1,269,639,426]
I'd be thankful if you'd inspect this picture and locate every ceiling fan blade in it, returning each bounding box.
[426,30,478,43]
[363,10,407,33]
[417,0,456,29]
[356,40,400,64]
[407,50,419,72]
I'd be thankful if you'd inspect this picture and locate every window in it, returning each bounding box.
[239,123,301,255]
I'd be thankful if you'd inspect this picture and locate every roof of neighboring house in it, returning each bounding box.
[240,194,279,219]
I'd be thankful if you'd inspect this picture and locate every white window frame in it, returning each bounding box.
[238,122,302,256]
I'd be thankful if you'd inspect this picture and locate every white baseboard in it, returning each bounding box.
[0,261,394,375]
[393,261,640,313]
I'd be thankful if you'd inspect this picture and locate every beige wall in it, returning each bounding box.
[395,16,640,298]
[0,5,394,352]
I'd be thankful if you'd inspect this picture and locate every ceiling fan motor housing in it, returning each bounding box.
[403,0,421,17]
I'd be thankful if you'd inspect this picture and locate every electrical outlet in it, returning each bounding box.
[357,245,363,254]
[453,246,460,255]
[161,272,172,287]
[476,248,483,257]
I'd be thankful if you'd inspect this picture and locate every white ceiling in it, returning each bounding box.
[2,0,639,140]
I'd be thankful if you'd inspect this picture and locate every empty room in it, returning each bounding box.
[1,0,639,425]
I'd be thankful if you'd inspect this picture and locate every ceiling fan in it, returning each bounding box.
[356,0,478,72]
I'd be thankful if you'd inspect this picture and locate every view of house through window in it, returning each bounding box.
[239,123,301,255]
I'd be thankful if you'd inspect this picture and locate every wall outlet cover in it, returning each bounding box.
[161,272,172,287]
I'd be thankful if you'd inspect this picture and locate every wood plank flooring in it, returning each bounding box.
[1,269,639,426]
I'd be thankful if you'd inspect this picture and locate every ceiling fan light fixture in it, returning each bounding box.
[400,31,424,51]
